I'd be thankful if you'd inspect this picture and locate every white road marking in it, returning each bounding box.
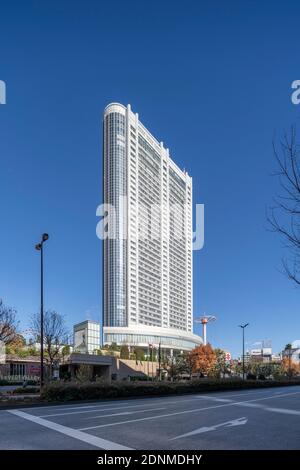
[78,389,300,431]
[23,401,132,413]
[40,402,164,418]
[22,387,300,414]
[233,390,300,404]
[8,409,133,450]
[28,396,203,413]
[38,397,223,417]
[42,403,132,411]
[264,407,300,416]
[194,389,289,400]
[171,417,248,440]
[234,402,265,409]
[82,407,166,420]
[197,396,233,402]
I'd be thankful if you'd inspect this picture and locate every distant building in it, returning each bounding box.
[245,340,273,363]
[30,342,72,353]
[0,355,42,379]
[73,320,100,354]
[271,353,281,363]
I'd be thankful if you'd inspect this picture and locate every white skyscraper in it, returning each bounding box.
[102,103,202,352]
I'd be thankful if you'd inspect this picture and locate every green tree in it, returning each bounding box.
[15,348,30,358]
[134,347,145,361]
[120,344,130,359]
[209,349,227,378]
[61,345,70,359]
[108,342,120,352]
[75,365,93,382]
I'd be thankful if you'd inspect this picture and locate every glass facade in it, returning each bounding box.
[74,321,100,354]
[104,333,199,351]
[104,111,127,327]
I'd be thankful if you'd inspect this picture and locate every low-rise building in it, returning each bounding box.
[60,353,159,381]
[73,320,100,354]
[0,355,42,381]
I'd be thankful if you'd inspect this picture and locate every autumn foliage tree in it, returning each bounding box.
[189,343,216,376]
[7,333,26,350]
[281,357,300,377]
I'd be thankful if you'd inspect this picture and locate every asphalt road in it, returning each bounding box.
[1,385,300,450]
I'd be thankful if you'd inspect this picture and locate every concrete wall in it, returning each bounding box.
[111,358,160,380]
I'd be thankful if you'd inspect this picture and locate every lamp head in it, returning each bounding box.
[42,233,49,242]
[35,243,42,251]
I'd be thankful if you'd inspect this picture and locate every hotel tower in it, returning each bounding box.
[102,103,202,352]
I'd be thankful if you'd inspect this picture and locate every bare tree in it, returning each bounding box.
[0,299,18,343]
[268,126,300,285]
[31,309,69,378]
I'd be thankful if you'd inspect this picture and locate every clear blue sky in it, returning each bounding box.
[1,0,300,357]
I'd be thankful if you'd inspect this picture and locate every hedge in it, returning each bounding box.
[13,387,39,394]
[41,378,300,402]
[0,379,38,386]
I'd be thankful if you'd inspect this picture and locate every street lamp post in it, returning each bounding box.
[35,233,49,389]
[288,347,292,380]
[158,342,161,381]
[238,323,249,380]
[147,344,150,380]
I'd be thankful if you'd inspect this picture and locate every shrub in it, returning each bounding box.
[134,347,145,361]
[129,375,149,382]
[15,348,30,358]
[13,387,39,394]
[41,377,300,402]
[27,379,39,386]
[258,374,266,380]
[75,365,93,383]
[120,344,130,359]
[247,373,257,380]
[0,380,23,386]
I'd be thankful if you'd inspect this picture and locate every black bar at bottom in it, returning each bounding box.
[0,450,298,466]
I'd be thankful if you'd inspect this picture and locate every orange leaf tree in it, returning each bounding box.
[281,357,300,377]
[189,343,216,376]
